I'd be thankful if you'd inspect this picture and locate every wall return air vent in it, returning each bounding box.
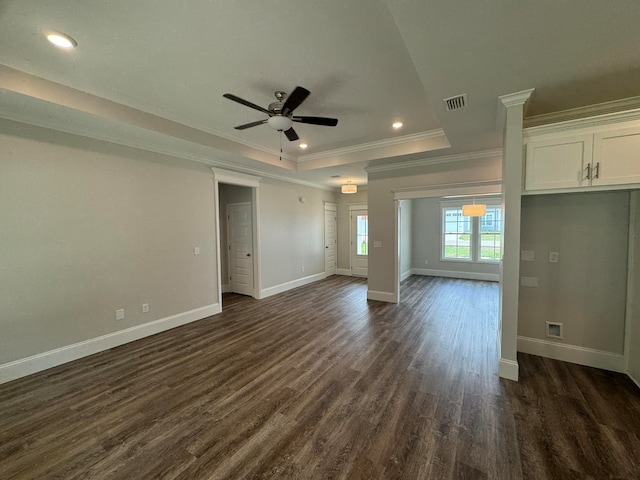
[443,94,468,111]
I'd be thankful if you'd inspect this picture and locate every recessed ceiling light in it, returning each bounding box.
[392,121,404,129]
[299,143,308,149]
[46,32,77,49]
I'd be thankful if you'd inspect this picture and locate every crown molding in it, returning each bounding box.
[0,114,335,192]
[365,148,503,173]
[297,130,446,163]
[523,106,640,137]
[498,89,535,108]
[524,96,640,129]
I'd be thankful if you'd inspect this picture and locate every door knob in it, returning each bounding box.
[246,253,251,257]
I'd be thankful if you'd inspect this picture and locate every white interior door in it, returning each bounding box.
[227,202,254,296]
[351,209,368,277]
[325,204,337,276]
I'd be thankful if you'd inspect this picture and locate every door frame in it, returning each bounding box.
[212,168,261,306]
[324,202,337,277]
[349,203,368,277]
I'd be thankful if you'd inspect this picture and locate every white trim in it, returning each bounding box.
[499,89,536,108]
[411,268,499,282]
[0,303,221,385]
[299,130,446,163]
[498,358,519,381]
[367,290,398,303]
[348,203,368,211]
[400,269,412,282]
[496,89,535,134]
[624,191,637,372]
[517,336,626,373]
[337,268,352,276]
[212,167,261,187]
[392,180,502,200]
[630,372,640,390]
[523,109,640,140]
[365,149,503,173]
[524,103,640,131]
[260,272,326,299]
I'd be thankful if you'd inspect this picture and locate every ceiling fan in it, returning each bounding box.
[223,86,338,141]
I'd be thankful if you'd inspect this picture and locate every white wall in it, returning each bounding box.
[258,179,337,290]
[367,155,502,300]
[399,199,412,280]
[0,119,218,368]
[519,191,629,355]
[336,188,368,272]
[410,197,500,279]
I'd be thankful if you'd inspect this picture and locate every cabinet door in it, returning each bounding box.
[525,135,592,191]
[592,126,640,186]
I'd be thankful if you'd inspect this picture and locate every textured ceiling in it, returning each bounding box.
[0,0,639,188]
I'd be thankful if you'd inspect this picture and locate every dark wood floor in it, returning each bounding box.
[1,276,639,479]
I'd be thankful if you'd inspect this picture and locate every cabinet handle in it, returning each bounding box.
[585,163,592,180]
[593,162,600,179]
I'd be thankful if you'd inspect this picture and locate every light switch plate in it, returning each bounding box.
[521,250,535,261]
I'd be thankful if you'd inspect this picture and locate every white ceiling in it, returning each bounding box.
[1,0,639,189]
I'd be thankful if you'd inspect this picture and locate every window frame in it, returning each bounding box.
[439,198,502,264]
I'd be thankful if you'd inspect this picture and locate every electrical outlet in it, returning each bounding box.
[142,303,149,314]
[424,259,429,265]
[549,252,559,263]
[301,266,305,273]
[115,309,125,320]
[194,247,200,255]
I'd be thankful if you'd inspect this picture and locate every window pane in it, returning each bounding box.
[356,215,368,256]
[442,207,471,260]
[479,206,502,261]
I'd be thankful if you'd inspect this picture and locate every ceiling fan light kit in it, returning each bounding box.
[223,86,338,142]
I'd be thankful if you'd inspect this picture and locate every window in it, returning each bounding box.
[442,207,471,260]
[441,200,502,263]
[356,214,368,255]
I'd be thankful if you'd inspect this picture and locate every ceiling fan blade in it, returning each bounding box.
[281,86,310,116]
[292,116,338,127]
[234,119,268,130]
[284,127,299,141]
[223,93,270,114]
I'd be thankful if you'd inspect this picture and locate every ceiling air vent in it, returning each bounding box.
[443,94,468,111]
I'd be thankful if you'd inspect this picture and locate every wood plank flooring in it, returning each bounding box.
[1,275,639,479]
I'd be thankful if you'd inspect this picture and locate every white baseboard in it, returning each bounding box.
[260,272,326,299]
[411,268,499,282]
[517,336,625,373]
[498,358,519,381]
[0,303,221,385]
[629,372,640,389]
[367,290,398,303]
[400,269,412,282]
[336,268,352,276]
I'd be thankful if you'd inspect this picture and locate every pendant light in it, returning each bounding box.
[341,180,357,194]
[462,199,486,217]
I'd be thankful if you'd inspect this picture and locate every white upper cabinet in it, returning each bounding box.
[524,111,640,194]
[525,134,592,190]
[592,125,640,186]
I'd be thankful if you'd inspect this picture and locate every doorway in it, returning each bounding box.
[214,168,261,307]
[351,208,368,277]
[324,203,337,276]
